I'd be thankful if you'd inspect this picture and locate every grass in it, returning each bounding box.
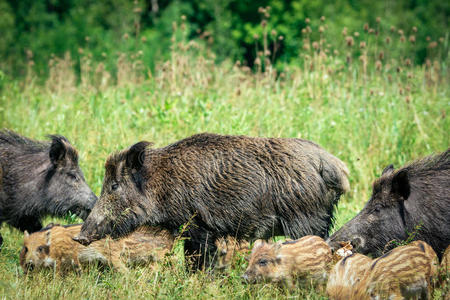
[0,22,449,299]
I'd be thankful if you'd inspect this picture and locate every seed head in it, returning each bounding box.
[320,16,326,22]
[379,51,384,60]
[400,36,405,43]
[312,42,319,50]
[375,60,382,71]
[426,36,431,41]
[303,43,310,51]
[376,17,381,23]
[271,29,277,36]
[368,28,375,34]
[428,41,437,48]
[364,23,369,31]
[439,37,444,43]
[398,29,404,35]
[141,36,147,42]
[253,34,259,40]
[301,28,307,35]
[319,26,325,33]
[412,26,417,33]
[405,58,412,66]
[342,27,348,36]
[123,33,129,40]
[360,41,366,49]
[346,36,354,47]
[306,26,312,33]
[305,18,310,24]
[261,20,267,27]
[258,7,265,14]
[278,35,284,41]
[409,35,416,43]
[386,37,391,44]
[354,32,360,37]
[390,26,395,32]
[181,15,186,21]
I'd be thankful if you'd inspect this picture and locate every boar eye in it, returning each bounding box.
[37,246,45,253]
[67,172,78,181]
[111,183,119,190]
[257,259,268,266]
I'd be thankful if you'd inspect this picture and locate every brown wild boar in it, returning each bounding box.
[75,133,350,269]
[439,245,450,294]
[326,253,372,300]
[20,223,174,273]
[328,149,449,259]
[352,241,439,300]
[242,235,332,289]
[214,236,250,270]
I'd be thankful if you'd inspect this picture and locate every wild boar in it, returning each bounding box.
[214,236,250,271]
[328,149,449,259]
[439,245,450,292]
[75,133,349,269]
[326,253,373,300]
[352,241,439,299]
[242,235,332,289]
[0,130,97,248]
[20,223,174,273]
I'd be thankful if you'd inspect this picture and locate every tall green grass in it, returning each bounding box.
[0,28,448,299]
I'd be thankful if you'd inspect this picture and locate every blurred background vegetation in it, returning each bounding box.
[0,0,448,79]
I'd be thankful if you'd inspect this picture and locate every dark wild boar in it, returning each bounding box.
[0,130,97,248]
[328,149,449,259]
[75,133,349,269]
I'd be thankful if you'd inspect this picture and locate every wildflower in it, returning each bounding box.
[379,51,384,60]
[354,32,360,37]
[398,29,404,35]
[412,26,417,33]
[360,41,366,49]
[409,35,416,43]
[385,37,391,44]
[278,35,284,41]
[305,18,310,24]
[376,17,381,23]
[319,26,324,33]
[405,58,411,66]
[312,42,319,50]
[320,16,326,22]
[390,26,395,32]
[364,23,369,32]
[271,29,277,36]
[261,20,267,27]
[400,36,405,43]
[342,27,348,36]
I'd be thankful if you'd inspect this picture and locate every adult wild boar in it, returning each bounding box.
[75,133,349,269]
[328,149,449,259]
[0,130,97,248]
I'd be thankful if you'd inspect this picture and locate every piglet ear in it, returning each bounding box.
[24,231,29,238]
[48,135,68,165]
[126,141,151,171]
[382,164,395,175]
[252,239,265,249]
[392,170,410,200]
[45,230,51,246]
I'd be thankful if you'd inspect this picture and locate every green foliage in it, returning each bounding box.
[1,0,448,77]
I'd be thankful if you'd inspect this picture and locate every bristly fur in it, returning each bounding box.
[0,129,97,248]
[328,149,450,259]
[79,133,349,269]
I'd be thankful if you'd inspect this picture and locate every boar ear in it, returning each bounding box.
[48,135,68,165]
[382,164,395,175]
[391,170,410,200]
[126,141,151,171]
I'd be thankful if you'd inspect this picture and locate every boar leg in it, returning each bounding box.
[184,227,217,271]
[9,216,42,233]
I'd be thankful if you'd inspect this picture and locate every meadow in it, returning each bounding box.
[0,20,449,299]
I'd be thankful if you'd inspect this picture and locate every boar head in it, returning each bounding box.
[74,141,155,245]
[45,135,97,220]
[328,165,412,257]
